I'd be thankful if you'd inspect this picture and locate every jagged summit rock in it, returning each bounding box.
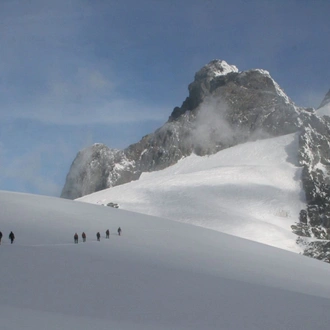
[170,60,238,121]
[195,59,239,78]
[61,59,308,200]
[169,61,303,136]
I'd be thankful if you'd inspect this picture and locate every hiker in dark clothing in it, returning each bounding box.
[96,232,101,241]
[0,231,2,244]
[106,229,110,238]
[74,233,78,244]
[117,227,122,236]
[9,231,15,244]
[82,232,86,242]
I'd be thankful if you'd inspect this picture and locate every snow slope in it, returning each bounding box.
[1,190,330,330]
[317,102,330,116]
[78,133,305,252]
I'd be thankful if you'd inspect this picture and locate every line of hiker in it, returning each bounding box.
[0,231,15,244]
[74,227,122,244]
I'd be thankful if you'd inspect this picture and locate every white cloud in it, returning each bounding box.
[0,0,173,126]
[0,66,170,125]
[0,140,74,196]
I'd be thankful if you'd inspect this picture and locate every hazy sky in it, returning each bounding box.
[0,0,329,196]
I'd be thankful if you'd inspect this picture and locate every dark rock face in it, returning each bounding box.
[61,60,309,200]
[302,240,330,263]
[61,144,114,199]
[298,115,330,228]
[292,112,330,262]
[61,144,139,199]
[169,64,303,140]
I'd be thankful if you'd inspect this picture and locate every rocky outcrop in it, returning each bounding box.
[302,240,330,263]
[61,60,309,199]
[61,144,138,199]
[287,94,330,262]
[297,115,330,228]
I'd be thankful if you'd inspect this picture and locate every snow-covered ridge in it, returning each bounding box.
[78,133,305,253]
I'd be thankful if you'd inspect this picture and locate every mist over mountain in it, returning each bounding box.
[61,60,310,199]
[61,59,330,262]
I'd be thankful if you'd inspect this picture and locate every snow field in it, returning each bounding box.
[78,133,305,252]
[1,191,330,329]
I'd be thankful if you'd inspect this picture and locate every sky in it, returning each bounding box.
[0,0,330,196]
[1,189,330,329]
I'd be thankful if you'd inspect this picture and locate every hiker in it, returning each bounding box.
[82,232,86,242]
[9,231,15,244]
[106,229,110,238]
[74,233,79,244]
[0,231,2,244]
[96,232,101,241]
[117,227,122,236]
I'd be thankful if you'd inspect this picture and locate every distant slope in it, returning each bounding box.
[317,102,330,116]
[1,190,330,330]
[78,133,305,252]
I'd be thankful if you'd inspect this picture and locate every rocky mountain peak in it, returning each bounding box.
[170,60,239,121]
[60,62,330,264]
[194,59,239,80]
[61,60,307,200]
